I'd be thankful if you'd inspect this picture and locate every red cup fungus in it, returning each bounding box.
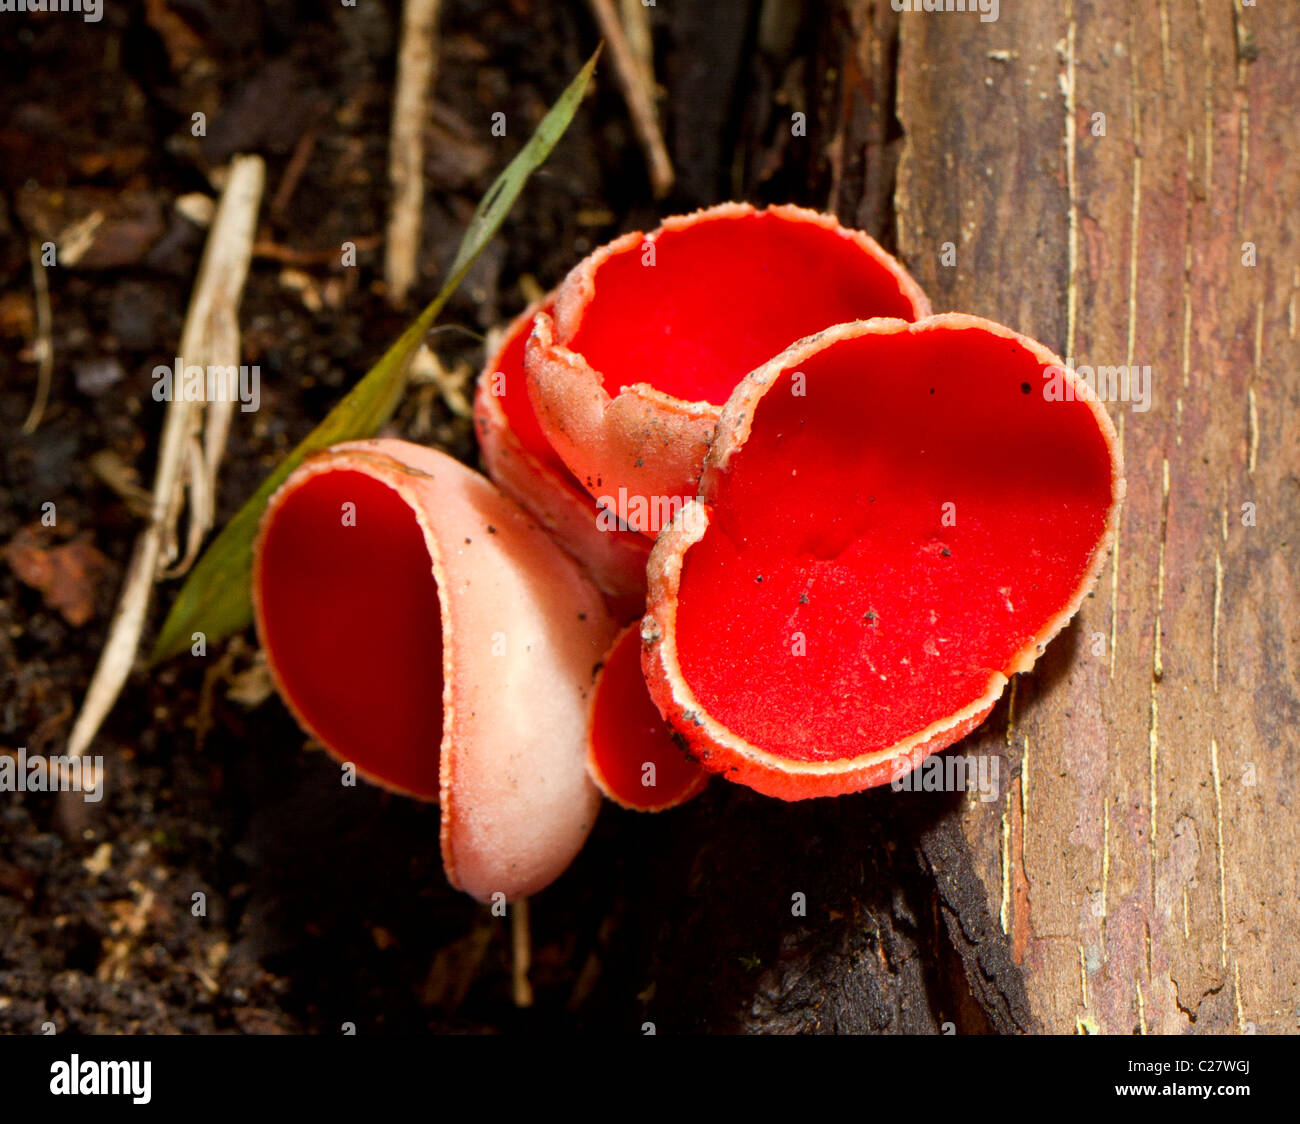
[524,202,931,522]
[251,203,1130,900]
[640,316,1125,800]
[475,301,652,617]
[252,438,615,900]
[587,623,708,811]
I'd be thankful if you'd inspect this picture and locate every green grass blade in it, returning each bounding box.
[150,50,598,664]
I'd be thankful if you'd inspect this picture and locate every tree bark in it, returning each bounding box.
[643,0,1297,1034]
[893,0,1299,1034]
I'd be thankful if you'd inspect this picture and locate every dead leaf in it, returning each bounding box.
[143,0,207,73]
[5,526,110,627]
[15,187,165,269]
[0,291,34,338]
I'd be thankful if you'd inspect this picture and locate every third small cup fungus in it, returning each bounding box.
[587,623,708,811]
[524,203,931,522]
[474,302,651,616]
[253,438,615,899]
[641,316,1126,800]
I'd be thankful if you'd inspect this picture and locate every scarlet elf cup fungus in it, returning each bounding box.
[524,202,931,521]
[587,623,708,811]
[252,438,615,900]
[474,301,651,616]
[641,316,1126,801]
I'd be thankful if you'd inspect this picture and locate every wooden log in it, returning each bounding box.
[893,0,1299,1034]
[632,0,1294,1034]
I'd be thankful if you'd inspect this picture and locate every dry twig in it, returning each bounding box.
[618,0,656,90]
[20,240,54,435]
[252,236,381,266]
[66,155,264,762]
[385,0,443,306]
[587,0,674,197]
[511,897,535,1008]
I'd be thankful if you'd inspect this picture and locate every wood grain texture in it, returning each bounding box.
[894,0,1299,1033]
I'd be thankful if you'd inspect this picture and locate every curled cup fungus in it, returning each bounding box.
[525,202,931,520]
[475,301,651,613]
[641,315,1125,800]
[587,623,708,811]
[253,438,615,900]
